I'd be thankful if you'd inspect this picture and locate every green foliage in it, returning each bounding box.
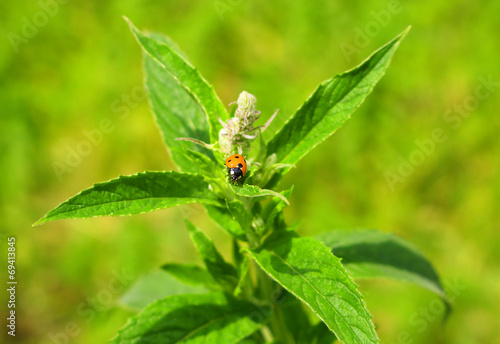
[262,186,294,233]
[265,27,410,187]
[248,230,378,344]
[185,219,239,291]
[35,171,221,225]
[120,269,208,310]
[161,263,219,289]
[316,229,447,298]
[36,21,450,344]
[226,200,256,239]
[144,49,211,173]
[205,205,248,240]
[126,17,228,146]
[230,184,290,205]
[111,292,269,344]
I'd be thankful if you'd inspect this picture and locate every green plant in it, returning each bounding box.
[35,20,448,344]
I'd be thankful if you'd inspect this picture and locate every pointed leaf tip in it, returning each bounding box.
[265,27,411,188]
[126,21,228,145]
[34,172,219,225]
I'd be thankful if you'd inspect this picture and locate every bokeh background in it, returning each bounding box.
[1,0,499,343]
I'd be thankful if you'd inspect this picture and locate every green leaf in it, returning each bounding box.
[204,205,247,241]
[232,239,244,268]
[126,18,228,145]
[262,186,294,232]
[315,229,447,299]
[185,219,239,291]
[119,269,207,310]
[248,231,378,344]
[161,263,219,290]
[233,255,250,297]
[144,45,212,173]
[230,184,290,205]
[238,340,260,344]
[226,200,257,240]
[266,27,410,185]
[35,171,220,225]
[111,292,270,344]
[183,149,220,178]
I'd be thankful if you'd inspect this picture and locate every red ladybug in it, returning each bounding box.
[225,154,247,183]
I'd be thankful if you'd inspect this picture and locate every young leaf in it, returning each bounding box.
[230,184,290,205]
[226,200,257,240]
[262,186,294,231]
[144,49,212,173]
[111,292,270,344]
[126,18,228,145]
[266,27,410,185]
[238,340,260,344]
[315,229,448,299]
[185,219,239,291]
[232,240,250,297]
[183,148,220,178]
[161,263,219,290]
[233,255,250,297]
[204,205,248,241]
[248,230,378,344]
[119,269,207,310]
[232,239,244,268]
[34,171,220,225]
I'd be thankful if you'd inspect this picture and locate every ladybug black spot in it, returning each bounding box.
[235,155,239,158]
[237,163,243,168]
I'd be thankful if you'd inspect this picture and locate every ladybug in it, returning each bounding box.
[225,154,247,183]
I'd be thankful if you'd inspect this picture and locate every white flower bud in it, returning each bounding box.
[218,91,276,156]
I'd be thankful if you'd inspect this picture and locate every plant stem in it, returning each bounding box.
[257,267,295,344]
[260,326,274,342]
[271,300,295,344]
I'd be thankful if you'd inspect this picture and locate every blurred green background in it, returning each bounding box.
[1,0,499,343]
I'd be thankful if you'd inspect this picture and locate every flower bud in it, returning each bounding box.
[218,91,275,156]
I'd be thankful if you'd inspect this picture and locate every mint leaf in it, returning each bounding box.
[111,292,269,344]
[185,219,238,291]
[238,340,259,344]
[126,18,228,145]
[183,149,221,178]
[35,171,220,225]
[266,27,410,185]
[261,186,294,231]
[230,184,290,205]
[316,229,447,299]
[205,205,247,240]
[226,200,256,240]
[233,255,249,297]
[161,263,219,290]
[144,46,212,173]
[248,231,378,344]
